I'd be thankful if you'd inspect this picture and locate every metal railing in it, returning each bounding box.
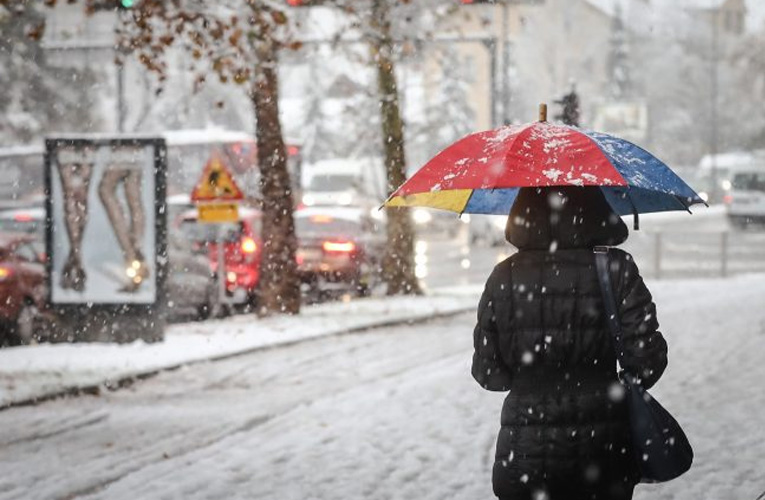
[623,230,765,279]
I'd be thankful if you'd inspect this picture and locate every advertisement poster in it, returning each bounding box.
[48,139,164,305]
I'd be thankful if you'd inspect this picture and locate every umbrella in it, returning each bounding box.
[385,105,705,228]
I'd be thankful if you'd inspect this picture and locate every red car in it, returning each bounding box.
[178,207,263,306]
[0,233,47,346]
[295,207,386,298]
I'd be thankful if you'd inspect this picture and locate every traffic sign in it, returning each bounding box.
[197,203,239,223]
[191,153,244,202]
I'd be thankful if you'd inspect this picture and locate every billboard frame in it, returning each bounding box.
[44,136,168,342]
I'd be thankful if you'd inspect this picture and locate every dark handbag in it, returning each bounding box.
[593,247,693,483]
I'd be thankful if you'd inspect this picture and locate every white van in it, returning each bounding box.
[726,167,765,228]
[301,157,386,209]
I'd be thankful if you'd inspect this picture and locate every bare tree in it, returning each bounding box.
[369,0,420,295]
[98,0,301,315]
[0,2,102,146]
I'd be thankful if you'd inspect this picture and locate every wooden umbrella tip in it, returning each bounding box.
[539,103,548,122]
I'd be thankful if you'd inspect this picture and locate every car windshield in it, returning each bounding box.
[307,175,356,192]
[179,220,243,243]
[296,215,360,239]
[732,172,765,192]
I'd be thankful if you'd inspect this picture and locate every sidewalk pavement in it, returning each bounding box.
[0,287,484,408]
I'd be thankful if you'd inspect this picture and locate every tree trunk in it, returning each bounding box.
[250,11,300,315]
[370,0,421,296]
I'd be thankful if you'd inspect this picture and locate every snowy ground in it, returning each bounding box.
[0,273,764,500]
[0,291,477,407]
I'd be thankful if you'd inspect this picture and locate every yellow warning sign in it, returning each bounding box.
[191,153,244,202]
[197,203,240,223]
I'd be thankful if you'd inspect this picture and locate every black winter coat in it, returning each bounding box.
[472,187,668,500]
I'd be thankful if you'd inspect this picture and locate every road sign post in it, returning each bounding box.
[191,152,245,306]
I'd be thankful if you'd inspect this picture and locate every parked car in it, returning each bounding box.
[166,234,222,320]
[295,206,386,298]
[725,168,765,229]
[0,233,48,346]
[177,207,263,306]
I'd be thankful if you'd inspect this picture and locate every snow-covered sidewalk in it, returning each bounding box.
[0,290,481,408]
[0,273,764,499]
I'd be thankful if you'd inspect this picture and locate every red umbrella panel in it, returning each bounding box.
[385,121,703,216]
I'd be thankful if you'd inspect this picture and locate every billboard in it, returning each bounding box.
[46,138,166,306]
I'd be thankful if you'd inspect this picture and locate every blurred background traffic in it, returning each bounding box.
[1,0,764,346]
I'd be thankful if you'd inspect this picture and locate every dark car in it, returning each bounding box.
[166,234,222,320]
[295,207,386,298]
[178,207,263,306]
[0,233,48,346]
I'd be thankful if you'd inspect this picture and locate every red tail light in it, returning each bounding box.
[322,241,356,253]
[241,237,257,254]
[0,267,12,281]
[13,213,33,222]
[723,195,733,205]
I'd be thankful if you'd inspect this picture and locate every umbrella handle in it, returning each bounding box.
[539,103,548,122]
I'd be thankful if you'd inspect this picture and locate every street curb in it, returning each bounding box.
[0,304,476,411]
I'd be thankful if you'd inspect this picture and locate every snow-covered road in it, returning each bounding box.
[1,273,765,500]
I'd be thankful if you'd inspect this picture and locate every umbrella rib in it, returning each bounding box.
[676,195,693,214]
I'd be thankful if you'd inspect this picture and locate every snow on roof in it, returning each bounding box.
[295,206,367,223]
[305,157,383,172]
[302,157,383,182]
[161,129,254,147]
[45,129,254,146]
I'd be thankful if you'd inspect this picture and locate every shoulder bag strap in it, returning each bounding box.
[593,246,625,366]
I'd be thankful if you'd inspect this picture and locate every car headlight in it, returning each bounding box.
[302,194,315,206]
[413,208,432,224]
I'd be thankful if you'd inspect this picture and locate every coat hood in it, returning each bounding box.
[506,187,628,250]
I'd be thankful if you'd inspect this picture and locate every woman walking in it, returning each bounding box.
[472,186,668,500]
